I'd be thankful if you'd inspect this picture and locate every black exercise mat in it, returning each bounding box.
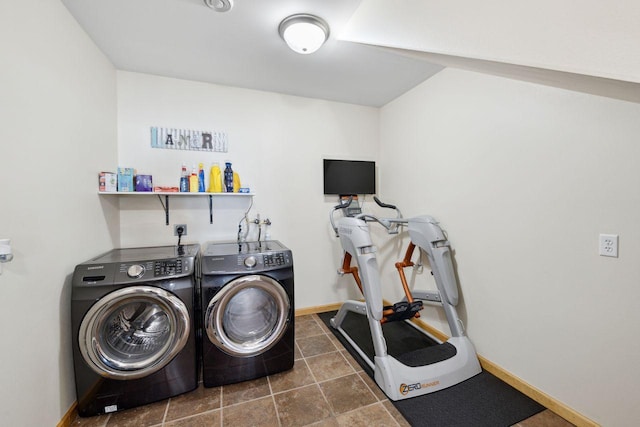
[318,311,545,427]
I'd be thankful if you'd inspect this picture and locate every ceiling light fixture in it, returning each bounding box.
[204,0,233,12]
[278,14,330,55]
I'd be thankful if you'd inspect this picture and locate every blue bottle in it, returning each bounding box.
[179,163,189,192]
[224,162,233,192]
[198,163,205,192]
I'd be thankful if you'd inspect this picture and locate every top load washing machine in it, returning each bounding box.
[71,244,199,417]
[200,240,294,387]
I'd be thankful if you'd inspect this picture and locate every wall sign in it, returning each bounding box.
[150,127,228,152]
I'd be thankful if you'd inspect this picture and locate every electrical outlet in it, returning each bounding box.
[599,234,618,257]
[174,224,187,236]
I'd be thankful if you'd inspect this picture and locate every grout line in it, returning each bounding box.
[300,351,319,384]
[219,385,224,427]
[160,409,220,425]
[161,398,170,426]
[266,371,283,427]
[312,314,404,426]
[298,344,337,418]
[335,401,402,426]
[379,402,403,427]
[294,338,304,360]
[354,370,380,400]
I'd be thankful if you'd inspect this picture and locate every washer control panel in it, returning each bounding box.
[153,259,184,277]
[127,264,145,278]
[75,245,200,286]
[263,252,287,267]
[116,258,192,280]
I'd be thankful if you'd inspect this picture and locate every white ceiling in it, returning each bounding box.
[60,0,444,107]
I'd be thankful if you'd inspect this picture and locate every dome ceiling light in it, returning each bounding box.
[204,0,233,12]
[278,14,330,55]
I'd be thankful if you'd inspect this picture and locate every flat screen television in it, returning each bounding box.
[323,159,376,195]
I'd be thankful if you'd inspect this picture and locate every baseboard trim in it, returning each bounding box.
[57,401,77,427]
[406,316,599,427]
[58,304,598,427]
[478,356,598,427]
[303,303,599,427]
[295,303,343,317]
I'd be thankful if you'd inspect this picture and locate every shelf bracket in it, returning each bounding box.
[209,195,213,224]
[157,195,170,225]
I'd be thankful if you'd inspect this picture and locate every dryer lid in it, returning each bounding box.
[90,244,199,263]
[204,240,288,256]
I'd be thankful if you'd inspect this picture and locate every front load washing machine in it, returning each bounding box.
[201,241,294,387]
[71,244,199,417]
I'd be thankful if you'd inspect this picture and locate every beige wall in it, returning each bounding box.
[115,71,380,309]
[0,2,118,426]
[3,3,639,425]
[379,68,640,426]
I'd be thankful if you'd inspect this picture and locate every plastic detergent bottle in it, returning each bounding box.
[180,163,189,192]
[224,162,234,192]
[208,163,222,193]
[232,171,241,193]
[189,165,199,192]
[198,163,205,192]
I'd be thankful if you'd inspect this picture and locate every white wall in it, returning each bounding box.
[344,0,640,84]
[0,2,118,426]
[4,4,635,425]
[116,72,379,309]
[379,68,640,426]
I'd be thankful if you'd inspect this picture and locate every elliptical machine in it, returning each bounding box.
[329,197,481,401]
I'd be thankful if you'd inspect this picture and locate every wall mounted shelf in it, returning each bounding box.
[98,192,254,225]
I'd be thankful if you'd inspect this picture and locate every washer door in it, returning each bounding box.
[205,275,290,357]
[79,285,190,380]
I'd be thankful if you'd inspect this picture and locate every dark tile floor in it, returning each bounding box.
[71,314,574,427]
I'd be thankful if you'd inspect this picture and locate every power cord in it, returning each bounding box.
[176,226,185,255]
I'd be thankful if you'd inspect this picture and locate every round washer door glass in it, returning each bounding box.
[206,275,290,357]
[79,285,190,380]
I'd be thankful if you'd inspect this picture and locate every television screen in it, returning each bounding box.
[323,159,376,195]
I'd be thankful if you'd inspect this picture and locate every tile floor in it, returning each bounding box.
[71,314,574,427]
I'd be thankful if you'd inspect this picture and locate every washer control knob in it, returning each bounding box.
[127,264,145,278]
[244,256,257,268]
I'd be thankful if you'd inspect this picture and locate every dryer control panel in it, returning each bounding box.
[236,251,292,271]
[201,240,292,274]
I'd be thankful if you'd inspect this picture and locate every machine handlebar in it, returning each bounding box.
[373,196,397,210]
[334,196,353,210]
[330,196,353,236]
[330,196,405,237]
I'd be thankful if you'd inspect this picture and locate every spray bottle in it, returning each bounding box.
[198,163,205,192]
[180,163,189,192]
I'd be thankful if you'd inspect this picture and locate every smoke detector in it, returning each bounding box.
[204,0,233,12]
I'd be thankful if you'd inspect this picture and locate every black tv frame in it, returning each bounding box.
[323,159,376,195]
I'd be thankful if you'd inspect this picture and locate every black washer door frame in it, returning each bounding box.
[205,274,290,357]
[78,285,190,380]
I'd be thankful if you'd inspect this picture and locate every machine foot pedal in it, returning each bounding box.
[383,301,424,322]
